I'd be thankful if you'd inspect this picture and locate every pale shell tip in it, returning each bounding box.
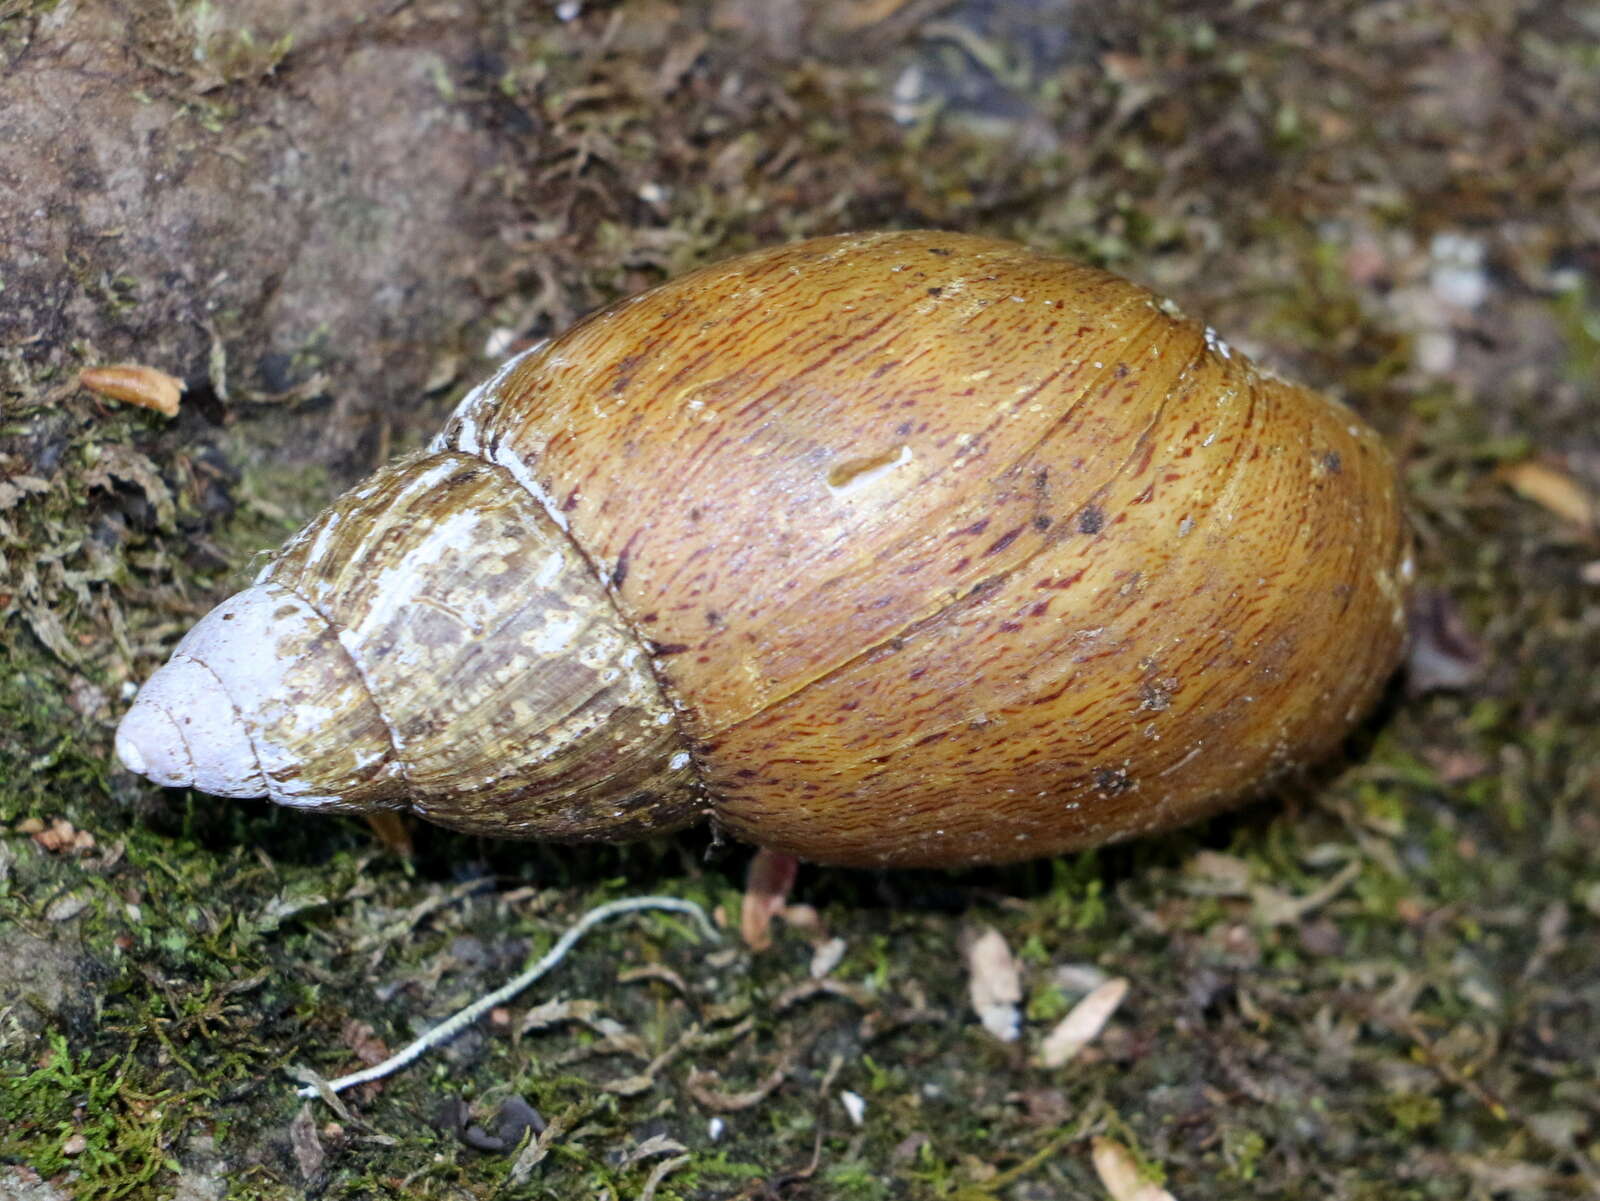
[114,723,148,775]
[114,697,192,788]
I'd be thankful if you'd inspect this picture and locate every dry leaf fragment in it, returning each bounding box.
[0,475,50,510]
[83,443,176,528]
[31,817,95,854]
[1036,977,1130,1067]
[338,1020,390,1068]
[617,962,691,996]
[364,811,413,857]
[289,1103,325,1182]
[965,925,1022,1042]
[519,997,601,1034]
[623,1134,689,1168]
[1251,860,1363,927]
[1182,850,1252,895]
[810,936,847,979]
[46,890,91,922]
[1497,460,1596,532]
[1405,588,1485,695]
[839,1089,867,1126]
[1091,1137,1177,1201]
[509,1108,576,1184]
[79,364,184,417]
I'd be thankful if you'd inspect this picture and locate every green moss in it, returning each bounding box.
[1551,278,1600,387]
[0,1035,186,1197]
[1220,1126,1266,1182]
[1386,1092,1445,1133]
[823,1158,894,1201]
[0,652,109,824]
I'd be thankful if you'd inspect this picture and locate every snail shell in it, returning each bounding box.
[116,232,1409,868]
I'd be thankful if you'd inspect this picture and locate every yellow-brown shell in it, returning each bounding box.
[118,231,1409,868]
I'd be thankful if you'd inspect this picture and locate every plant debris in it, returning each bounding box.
[76,365,184,418]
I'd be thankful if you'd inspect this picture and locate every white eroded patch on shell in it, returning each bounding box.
[529,610,586,655]
[303,512,342,571]
[429,341,548,455]
[495,454,570,532]
[119,655,266,796]
[174,587,332,805]
[352,506,505,659]
[1204,325,1233,360]
[433,351,566,516]
[165,582,387,807]
[534,549,565,588]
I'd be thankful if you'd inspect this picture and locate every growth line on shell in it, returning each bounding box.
[292,895,719,1099]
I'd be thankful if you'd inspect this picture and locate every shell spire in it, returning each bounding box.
[115,582,397,808]
[116,445,701,842]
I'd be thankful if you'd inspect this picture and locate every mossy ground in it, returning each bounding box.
[3,2,1598,1198]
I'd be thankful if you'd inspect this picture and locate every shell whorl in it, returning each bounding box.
[116,437,701,842]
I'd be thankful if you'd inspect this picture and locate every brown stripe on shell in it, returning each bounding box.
[460,232,1202,735]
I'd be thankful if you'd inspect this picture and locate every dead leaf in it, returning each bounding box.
[509,1108,578,1184]
[0,474,50,510]
[622,1133,689,1168]
[23,603,81,665]
[1182,850,1252,895]
[1405,589,1484,695]
[965,925,1022,1042]
[617,963,690,995]
[79,364,184,417]
[1091,1137,1177,1201]
[1421,746,1491,783]
[637,1153,691,1201]
[1036,977,1130,1067]
[520,997,602,1034]
[339,1021,390,1067]
[653,32,707,96]
[83,443,176,528]
[46,889,91,922]
[685,1063,788,1111]
[1251,861,1363,927]
[31,818,94,854]
[810,936,846,979]
[289,1103,325,1181]
[1497,460,1596,532]
[771,977,875,1012]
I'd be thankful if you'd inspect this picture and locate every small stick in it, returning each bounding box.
[294,894,718,1099]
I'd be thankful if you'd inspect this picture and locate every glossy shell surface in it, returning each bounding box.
[434,231,1409,866]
